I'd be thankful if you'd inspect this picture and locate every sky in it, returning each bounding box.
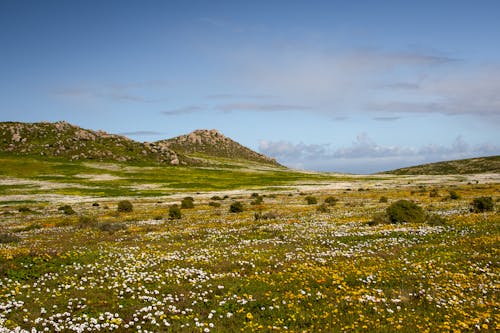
[1,0,499,173]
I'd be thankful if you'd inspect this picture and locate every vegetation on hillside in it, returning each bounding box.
[384,155,500,175]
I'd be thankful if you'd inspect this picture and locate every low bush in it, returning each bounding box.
[0,233,20,244]
[316,204,330,213]
[305,196,317,205]
[98,222,127,232]
[386,200,425,224]
[427,214,447,226]
[250,196,264,205]
[58,205,75,215]
[324,196,338,206]
[379,196,388,203]
[470,197,494,213]
[181,197,194,209]
[78,215,97,228]
[117,200,133,212]
[368,212,390,226]
[429,189,439,197]
[208,201,221,208]
[211,195,222,201]
[169,204,182,219]
[229,201,244,213]
[254,211,278,220]
[18,206,31,213]
[448,190,460,200]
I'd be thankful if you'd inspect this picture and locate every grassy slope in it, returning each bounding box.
[383,155,500,175]
[0,153,354,198]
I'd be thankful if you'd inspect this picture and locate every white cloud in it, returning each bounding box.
[217,103,312,112]
[259,134,500,174]
[162,105,202,116]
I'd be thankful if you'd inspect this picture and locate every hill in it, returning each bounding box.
[383,155,500,175]
[0,121,280,168]
[158,129,281,166]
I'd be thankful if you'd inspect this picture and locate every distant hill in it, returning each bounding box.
[0,121,281,167]
[158,129,281,166]
[383,156,500,175]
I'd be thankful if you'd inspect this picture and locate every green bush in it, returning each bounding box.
[181,197,194,209]
[250,196,264,205]
[305,196,317,205]
[386,200,425,224]
[211,195,222,201]
[427,214,447,226]
[98,222,127,232]
[379,196,388,203]
[368,212,390,226]
[58,205,75,215]
[169,204,182,219]
[448,190,460,200]
[208,201,221,208]
[117,200,133,212]
[324,196,338,206]
[429,189,439,198]
[254,211,277,220]
[229,201,244,213]
[78,215,97,228]
[316,204,330,213]
[18,206,31,213]
[470,197,494,213]
[0,233,20,244]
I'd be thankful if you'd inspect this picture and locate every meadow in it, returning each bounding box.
[0,157,498,332]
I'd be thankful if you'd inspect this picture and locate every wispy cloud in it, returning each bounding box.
[217,103,312,112]
[259,134,500,174]
[53,80,170,103]
[161,105,202,116]
[373,116,400,121]
[206,94,274,100]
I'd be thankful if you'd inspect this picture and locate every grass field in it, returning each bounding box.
[0,156,498,332]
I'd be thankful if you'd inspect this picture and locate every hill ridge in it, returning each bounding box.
[0,121,280,167]
[383,155,500,175]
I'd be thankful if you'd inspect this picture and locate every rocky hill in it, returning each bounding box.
[158,129,281,166]
[0,121,280,167]
[383,155,500,175]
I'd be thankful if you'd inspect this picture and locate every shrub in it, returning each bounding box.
[78,215,97,228]
[98,222,127,232]
[58,205,75,215]
[211,195,222,201]
[427,214,447,226]
[429,189,439,197]
[208,201,221,208]
[0,233,20,244]
[229,201,244,213]
[18,206,31,213]
[92,202,100,207]
[169,204,182,219]
[316,204,329,213]
[117,200,133,212]
[250,193,260,198]
[250,196,263,205]
[448,190,460,200]
[368,212,390,226]
[386,200,425,224]
[254,211,277,220]
[181,197,194,209]
[470,197,494,213]
[379,196,388,203]
[324,196,338,206]
[305,196,317,205]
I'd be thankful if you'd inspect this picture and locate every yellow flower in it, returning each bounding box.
[246,312,253,321]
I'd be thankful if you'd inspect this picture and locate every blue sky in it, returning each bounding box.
[1,0,499,173]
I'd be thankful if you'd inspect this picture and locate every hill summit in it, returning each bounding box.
[158,129,280,166]
[0,121,281,167]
